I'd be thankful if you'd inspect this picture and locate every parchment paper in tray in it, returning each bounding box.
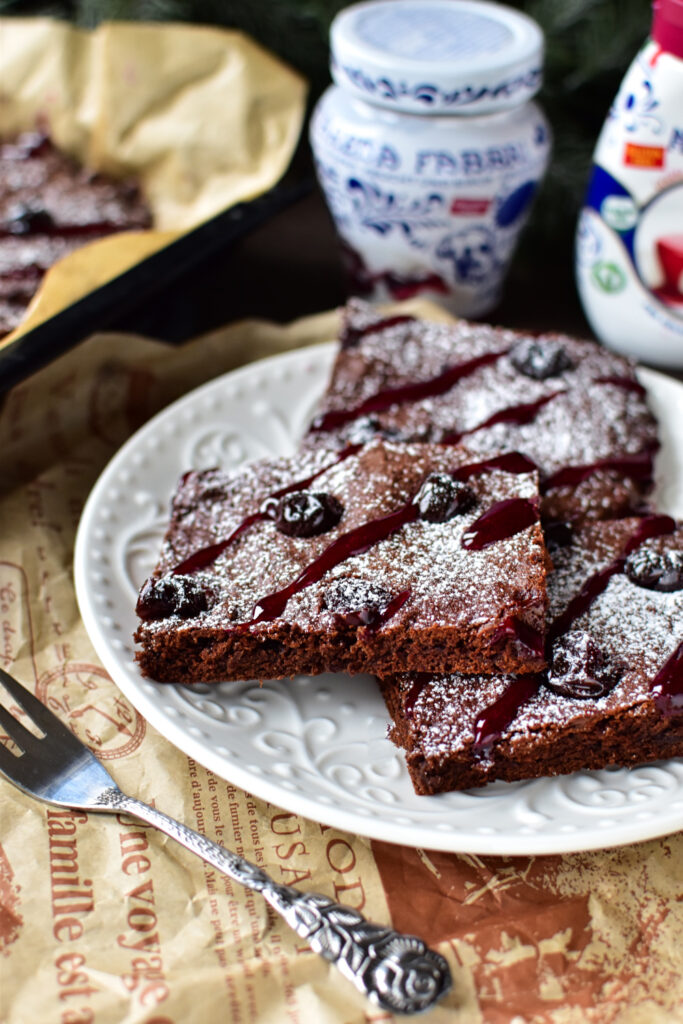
[0,17,306,344]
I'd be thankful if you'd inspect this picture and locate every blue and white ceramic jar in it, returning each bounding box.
[311,0,551,317]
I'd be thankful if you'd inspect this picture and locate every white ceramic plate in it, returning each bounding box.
[74,343,683,855]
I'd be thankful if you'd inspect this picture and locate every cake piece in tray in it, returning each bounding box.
[379,516,683,794]
[0,131,151,337]
[134,440,548,683]
[305,300,659,523]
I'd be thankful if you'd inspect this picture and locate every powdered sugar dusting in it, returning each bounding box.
[307,300,658,519]
[399,521,683,764]
[137,440,546,664]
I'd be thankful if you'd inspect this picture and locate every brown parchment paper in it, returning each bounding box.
[0,18,306,342]
[0,303,682,1024]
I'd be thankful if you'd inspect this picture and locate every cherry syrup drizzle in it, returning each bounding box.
[403,671,544,751]
[2,264,45,282]
[310,337,653,496]
[246,502,421,625]
[441,391,563,445]
[173,511,265,575]
[593,375,647,397]
[309,347,511,434]
[342,315,415,349]
[0,220,128,240]
[174,451,538,578]
[651,640,683,716]
[366,589,412,633]
[489,615,545,660]
[172,445,362,575]
[548,514,676,643]
[473,675,542,751]
[541,445,658,493]
[470,514,679,748]
[242,453,538,628]
[1,132,52,160]
[462,498,538,551]
[449,451,537,480]
[404,674,433,718]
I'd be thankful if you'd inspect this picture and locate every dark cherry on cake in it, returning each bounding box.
[134,440,549,683]
[379,517,683,794]
[263,491,344,538]
[0,131,151,337]
[414,473,475,522]
[305,300,659,523]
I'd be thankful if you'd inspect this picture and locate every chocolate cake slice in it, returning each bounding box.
[379,516,683,794]
[0,131,151,336]
[305,300,659,523]
[134,440,548,683]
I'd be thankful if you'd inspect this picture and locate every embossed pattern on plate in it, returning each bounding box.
[74,344,683,854]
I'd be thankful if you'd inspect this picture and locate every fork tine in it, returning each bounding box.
[0,703,45,755]
[0,737,22,775]
[0,667,78,741]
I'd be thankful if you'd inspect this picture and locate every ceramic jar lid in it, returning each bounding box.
[330,0,544,116]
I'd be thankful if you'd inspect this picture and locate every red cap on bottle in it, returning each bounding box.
[652,0,683,58]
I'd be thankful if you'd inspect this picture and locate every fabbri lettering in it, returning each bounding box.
[415,144,526,177]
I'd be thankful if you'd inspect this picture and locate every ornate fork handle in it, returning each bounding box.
[99,787,451,1014]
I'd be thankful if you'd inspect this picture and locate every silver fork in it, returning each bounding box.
[0,667,451,1015]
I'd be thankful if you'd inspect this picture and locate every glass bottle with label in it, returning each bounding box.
[310,0,551,318]
[576,0,683,368]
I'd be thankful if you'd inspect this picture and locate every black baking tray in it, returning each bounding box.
[0,175,313,395]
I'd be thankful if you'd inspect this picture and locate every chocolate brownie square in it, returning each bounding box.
[380,516,683,794]
[134,440,548,683]
[305,301,659,523]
